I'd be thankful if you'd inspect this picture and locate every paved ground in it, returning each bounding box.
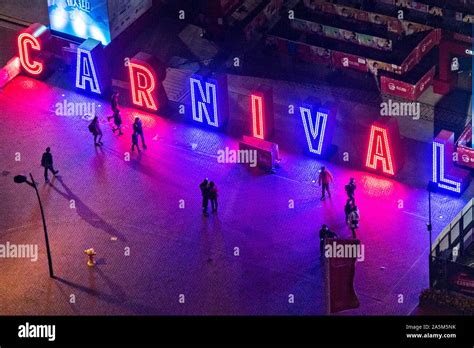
[0,73,471,316]
[0,11,472,315]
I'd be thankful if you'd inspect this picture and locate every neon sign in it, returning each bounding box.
[251,94,264,139]
[129,62,157,110]
[364,119,404,176]
[128,52,168,112]
[76,48,100,93]
[431,130,470,194]
[190,74,229,128]
[17,23,51,78]
[250,88,274,140]
[365,125,396,175]
[18,33,43,75]
[299,99,335,157]
[75,38,109,95]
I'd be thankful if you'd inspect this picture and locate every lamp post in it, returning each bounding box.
[14,173,54,278]
[427,184,433,287]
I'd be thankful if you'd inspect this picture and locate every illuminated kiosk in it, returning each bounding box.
[239,86,280,172]
[430,130,470,195]
[48,0,153,47]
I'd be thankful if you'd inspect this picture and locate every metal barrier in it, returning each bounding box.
[430,198,474,295]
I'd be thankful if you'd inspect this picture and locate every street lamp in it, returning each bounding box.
[427,182,435,287]
[14,173,54,278]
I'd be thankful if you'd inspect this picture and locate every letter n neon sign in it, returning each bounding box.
[190,75,229,128]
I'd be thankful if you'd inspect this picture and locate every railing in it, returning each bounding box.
[430,198,474,294]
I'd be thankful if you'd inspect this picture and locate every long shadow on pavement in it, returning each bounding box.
[48,176,127,242]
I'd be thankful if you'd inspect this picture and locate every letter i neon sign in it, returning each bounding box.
[251,94,264,139]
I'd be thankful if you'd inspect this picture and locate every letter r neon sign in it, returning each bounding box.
[128,62,157,111]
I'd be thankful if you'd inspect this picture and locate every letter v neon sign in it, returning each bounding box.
[300,106,328,155]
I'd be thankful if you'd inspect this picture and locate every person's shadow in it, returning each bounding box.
[49,176,127,241]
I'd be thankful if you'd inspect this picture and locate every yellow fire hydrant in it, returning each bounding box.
[84,248,96,267]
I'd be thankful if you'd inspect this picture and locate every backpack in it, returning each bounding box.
[88,123,95,133]
[351,211,360,227]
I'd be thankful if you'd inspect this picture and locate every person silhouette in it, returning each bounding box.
[41,147,59,183]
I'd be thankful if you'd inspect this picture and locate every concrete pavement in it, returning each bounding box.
[0,74,471,315]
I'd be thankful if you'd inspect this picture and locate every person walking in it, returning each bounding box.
[345,178,356,204]
[133,117,147,149]
[318,166,333,200]
[88,116,103,146]
[199,178,210,216]
[209,181,218,213]
[111,91,119,113]
[41,147,59,183]
[319,224,337,257]
[107,91,120,122]
[112,109,123,135]
[131,131,141,153]
[348,205,360,239]
[344,199,353,224]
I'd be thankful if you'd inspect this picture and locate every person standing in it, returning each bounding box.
[318,166,333,200]
[112,110,123,135]
[199,178,210,216]
[209,181,218,213]
[41,147,59,183]
[345,178,356,204]
[89,116,103,146]
[131,131,141,153]
[319,224,337,257]
[133,117,147,149]
[348,205,360,239]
